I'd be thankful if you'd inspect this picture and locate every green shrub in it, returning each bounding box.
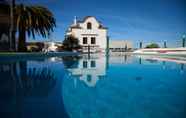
[63,35,82,51]
[145,43,160,48]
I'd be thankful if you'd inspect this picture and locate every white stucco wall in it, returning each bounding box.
[109,40,133,49]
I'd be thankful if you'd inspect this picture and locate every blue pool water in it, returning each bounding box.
[0,54,185,118]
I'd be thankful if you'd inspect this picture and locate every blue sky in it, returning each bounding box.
[21,0,186,47]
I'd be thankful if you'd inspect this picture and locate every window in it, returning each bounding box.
[91,61,96,68]
[83,37,87,44]
[87,22,92,29]
[91,37,96,44]
[83,61,87,68]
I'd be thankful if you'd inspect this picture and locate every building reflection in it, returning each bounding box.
[135,55,186,74]
[108,53,133,64]
[63,54,134,87]
[63,54,107,87]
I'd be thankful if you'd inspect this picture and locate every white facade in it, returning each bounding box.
[66,16,108,52]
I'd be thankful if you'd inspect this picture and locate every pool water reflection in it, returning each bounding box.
[0,54,185,118]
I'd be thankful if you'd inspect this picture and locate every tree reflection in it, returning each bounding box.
[124,54,127,62]
[0,60,67,118]
[62,56,81,69]
[0,60,57,97]
[180,63,184,74]
[162,61,166,70]
[139,57,142,64]
[23,67,56,96]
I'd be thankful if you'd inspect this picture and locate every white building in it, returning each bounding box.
[109,40,133,52]
[66,16,108,52]
[43,42,62,52]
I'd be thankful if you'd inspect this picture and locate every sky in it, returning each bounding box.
[18,0,186,47]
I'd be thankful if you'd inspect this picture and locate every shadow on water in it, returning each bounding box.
[0,60,69,118]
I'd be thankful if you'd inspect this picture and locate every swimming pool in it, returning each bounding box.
[0,54,185,118]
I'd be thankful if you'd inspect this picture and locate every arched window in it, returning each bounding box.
[87,22,92,29]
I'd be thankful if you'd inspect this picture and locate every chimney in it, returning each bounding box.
[74,16,77,25]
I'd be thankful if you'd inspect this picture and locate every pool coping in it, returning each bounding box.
[132,53,186,58]
[0,52,186,59]
[0,52,80,57]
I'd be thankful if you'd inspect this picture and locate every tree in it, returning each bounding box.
[14,4,56,52]
[182,35,185,47]
[145,43,160,48]
[10,0,16,51]
[139,41,143,48]
[63,35,81,51]
[0,1,11,51]
[163,41,167,48]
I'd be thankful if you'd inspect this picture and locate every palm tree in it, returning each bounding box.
[10,0,16,51]
[15,4,56,52]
